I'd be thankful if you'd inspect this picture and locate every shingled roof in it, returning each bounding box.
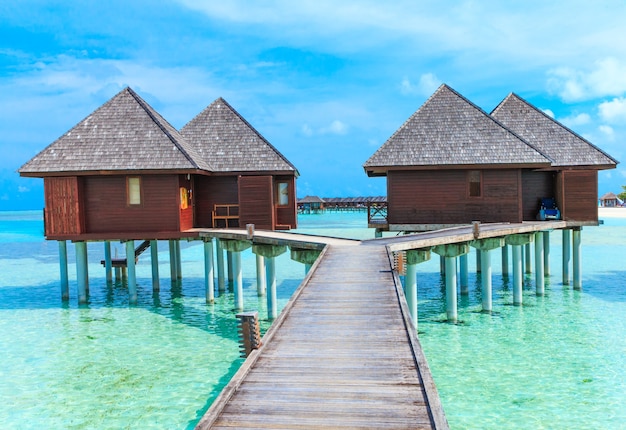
[19,87,211,176]
[180,98,298,175]
[491,93,618,169]
[363,84,552,175]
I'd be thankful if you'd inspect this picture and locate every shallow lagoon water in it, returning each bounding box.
[1,210,625,428]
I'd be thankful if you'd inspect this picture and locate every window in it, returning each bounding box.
[127,177,141,205]
[468,170,482,197]
[277,182,289,206]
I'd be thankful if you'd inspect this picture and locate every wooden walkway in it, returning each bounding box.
[197,244,447,429]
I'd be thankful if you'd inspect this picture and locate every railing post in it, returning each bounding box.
[236,311,261,358]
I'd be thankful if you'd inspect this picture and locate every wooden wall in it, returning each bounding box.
[275,175,297,230]
[194,175,239,228]
[44,176,84,236]
[521,170,555,220]
[239,175,275,230]
[83,175,180,234]
[387,169,522,225]
[558,170,598,222]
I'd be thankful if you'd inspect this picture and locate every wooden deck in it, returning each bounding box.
[197,244,447,429]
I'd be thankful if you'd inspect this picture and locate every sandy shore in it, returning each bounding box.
[599,207,626,218]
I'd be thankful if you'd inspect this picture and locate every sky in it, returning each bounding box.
[2,0,626,210]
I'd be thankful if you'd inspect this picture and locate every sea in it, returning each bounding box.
[1,209,625,429]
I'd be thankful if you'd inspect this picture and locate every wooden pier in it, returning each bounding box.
[197,244,447,429]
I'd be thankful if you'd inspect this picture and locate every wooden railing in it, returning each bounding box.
[212,204,239,228]
[367,201,388,225]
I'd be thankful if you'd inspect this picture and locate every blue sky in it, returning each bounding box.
[2,1,626,210]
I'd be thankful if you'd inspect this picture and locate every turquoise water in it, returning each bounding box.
[1,210,625,428]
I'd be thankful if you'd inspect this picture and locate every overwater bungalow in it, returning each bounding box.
[19,87,298,241]
[363,84,618,231]
[297,195,325,214]
[599,192,620,208]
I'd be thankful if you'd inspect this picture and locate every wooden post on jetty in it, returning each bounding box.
[433,243,469,322]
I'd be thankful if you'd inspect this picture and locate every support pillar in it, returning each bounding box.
[126,240,137,304]
[256,254,266,296]
[524,243,532,274]
[290,247,321,275]
[176,240,182,280]
[304,264,312,274]
[234,251,243,311]
[475,250,481,273]
[104,241,113,284]
[75,241,88,304]
[204,239,214,303]
[374,229,383,238]
[506,234,534,305]
[562,229,571,286]
[216,239,226,292]
[150,240,159,292]
[59,241,69,301]
[227,251,234,290]
[439,255,445,275]
[405,249,431,329]
[573,228,582,290]
[168,240,177,282]
[433,243,469,322]
[501,245,509,277]
[252,244,287,320]
[543,231,551,277]
[471,238,504,313]
[459,254,469,295]
[534,232,545,296]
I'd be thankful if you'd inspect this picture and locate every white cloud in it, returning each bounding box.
[301,124,313,136]
[17,186,29,193]
[401,73,441,96]
[322,120,348,135]
[542,109,555,118]
[560,112,590,127]
[599,97,626,123]
[548,58,626,102]
[599,124,615,140]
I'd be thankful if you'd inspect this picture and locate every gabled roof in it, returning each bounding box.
[364,84,551,175]
[600,192,618,200]
[180,98,298,175]
[298,195,325,203]
[491,93,618,169]
[19,87,211,176]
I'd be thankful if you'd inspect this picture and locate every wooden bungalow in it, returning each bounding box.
[363,84,618,231]
[599,192,620,208]
[297,195,325,214]
[19,87,298,241]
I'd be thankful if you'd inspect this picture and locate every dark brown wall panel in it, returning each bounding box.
[561,170,598,222]
[44,176,84,236]
[194,176,239,228]
[83,175,179,234]
[239,175,275,230]
[522,171,555,220]
[388,169,522,225]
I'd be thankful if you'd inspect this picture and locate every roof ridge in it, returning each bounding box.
[127,88,212,171]
[495,92,619,166]
[217,98,299,174]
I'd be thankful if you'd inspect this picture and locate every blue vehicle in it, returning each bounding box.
[537,197,561,221]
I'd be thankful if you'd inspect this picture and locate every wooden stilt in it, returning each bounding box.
[126,240,137,304]
[543,231,551,276]
[204,239,214,303]
[234,251,243,311]
[524,243,532,274]
[150,240,159,292]
[227,251,234,290]
[104,241,112,284]
[176,240,182,280]
[445,257,457,322]
[75,241,88,304]
[59,240,69,301]
[481,249,492,312]
[562,229,571,286]
[475,250,481,273]
[501,245,509,277]
[169,240,177,282]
